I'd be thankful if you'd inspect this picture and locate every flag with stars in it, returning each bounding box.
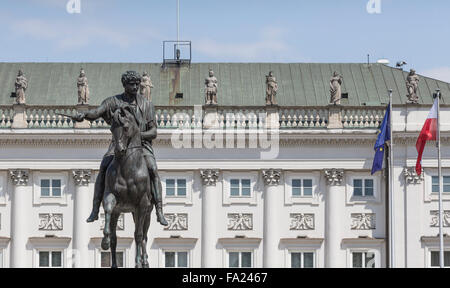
[371,104,390,175]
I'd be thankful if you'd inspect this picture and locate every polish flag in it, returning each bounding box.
[416,98,439,175]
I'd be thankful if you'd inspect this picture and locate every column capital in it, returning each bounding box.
[262,169,282,186]
[72,170,92,186]
[9,170,29,186]
[403,167,424,185]
[324,169,344,186]
[200,169,220,186]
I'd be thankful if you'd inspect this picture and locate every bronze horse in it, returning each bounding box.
[102,105,153,268]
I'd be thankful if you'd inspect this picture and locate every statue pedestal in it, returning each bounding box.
[203,105,219,129]
[11,104,28,129]
[327,104,343,129]
[265,105,279,129]
[74,105,91,129]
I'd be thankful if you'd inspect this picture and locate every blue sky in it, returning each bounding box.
[0,0,449,81]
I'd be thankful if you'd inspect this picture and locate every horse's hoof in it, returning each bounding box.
[142,263,149,268]
[111,264,118,269]
[101,237,110,250]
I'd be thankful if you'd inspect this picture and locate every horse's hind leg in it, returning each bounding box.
[102,193,117,251]
[141,209,151,268]
[109,212,120,268]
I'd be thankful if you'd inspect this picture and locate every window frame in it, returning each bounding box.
[227,250,254,268]
[429,250,450,268]
[32,172,68,206]
[352,178,374,197]
[350,250,376,268]
[423,169,450,202]
[165,178,188,198]
[37,249,64,268]
[229,178,252,198]
[222,172,258,206]
[284,172,320,206]
[154,238,197,268]
[345,174,381,205]
[289,251,316,268]
[100,250,126,268]
[164,250,190,268]
[160,172,193,205]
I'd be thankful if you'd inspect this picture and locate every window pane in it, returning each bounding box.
[444,176,450,184]
[444,184,450,193]
[41,179,50,188]
[352,253,363,268]
[101,252,111,268]
[364,179,373,188]
[303,253,314,268]
[52,187,62,197]
[241,252,252,268]
[303,179,312,188]
[445,252,450,267]
[166,179,175,196]
[178,252,188,268]
[165,252,175,268]
[117,252,124,268]
[39,251,50,267]
[41,187,50,197]
[177,187,186,196]
[241,187,251,196]
[433,184,439,193]
[177,179,187,196]
[292,179,301,188]
[303,187,313,196]
[292,187,301,196]
[353,179,362,188]
[52,179,61,188]
[230,188,240,196]
[291,253,301,268]
[241,179,251,188]
[229,252,239,268]
[365,187,374,197]
[230,179,240,188]
[52,251,62,267]
[432,176,438,185]
[431,251,439,267]
[353,187,363,196]
[365,252,375,268]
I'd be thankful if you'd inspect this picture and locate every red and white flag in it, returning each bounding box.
[416,98,439,175]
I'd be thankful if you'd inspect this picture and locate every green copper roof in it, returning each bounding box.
[0,62,449,106]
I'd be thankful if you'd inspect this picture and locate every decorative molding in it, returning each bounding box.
[227,213,253,231]
[72,170,92,186]
[351,213,376,230]
[100,213,124,231]
[324,169,344,186]
[262,169,282,186]
[200,169,219,186]
[403,167,424,184]
[289,213,315,230]
[9,170,29,186]
[430,210,450,227]
[39,213,63,231]
[164,213,188,231]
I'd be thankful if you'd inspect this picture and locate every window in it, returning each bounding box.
[230,179,251,197]
[351,252,375,268]
[165,251,188,268]
[101,251,124,268]
[430,251,450,267]
[292,179,313,197]
[40,179,62,197]
[291,252,314,268]
[39,251,62,268]
[353,179,374,197]
[165,179,187,197]
[431,176,450,193]
[229,252,252,268]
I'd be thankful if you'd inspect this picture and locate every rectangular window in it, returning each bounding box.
[101,251,124,268]
[165,251,188,268]
[291,179,313,197]
[430,251,450,267]
[40,179,62,197]
[230,179,251,197]
[291,252,315,268]
[39,251,62,268]
[353,179,374,197]
[229,252,252,268]
[165,179,188,197]
[352,252,375,268]
[432,176,450,193]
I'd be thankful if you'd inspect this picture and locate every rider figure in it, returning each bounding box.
[74,71,168,226]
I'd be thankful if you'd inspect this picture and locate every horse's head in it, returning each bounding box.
[110,105,139,157]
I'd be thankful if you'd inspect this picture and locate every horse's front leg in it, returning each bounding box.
[102,193,117,251]
[110,212,120,268]
[134,209,144,269]
[141,207,152,268]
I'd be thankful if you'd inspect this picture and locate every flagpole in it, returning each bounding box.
[388,89,395,268]
[435,89,444,268]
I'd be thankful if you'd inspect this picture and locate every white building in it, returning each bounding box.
[0,62,449,268]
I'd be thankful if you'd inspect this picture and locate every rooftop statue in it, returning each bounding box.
[330,71,343,105]
[140,71,154,101]
[406,69,420,104]
[205,69,218,105]
[265,71,278,105]
[15,70,28,105]
[72,71,168,268]
[77,69,89,105]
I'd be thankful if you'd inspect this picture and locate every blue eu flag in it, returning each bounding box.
[371,105,390,175]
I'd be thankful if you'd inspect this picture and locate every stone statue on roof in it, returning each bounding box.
[140,71,154,101]
[77,68,89,105]
[205,69,218,105]
[265,71,278,105]
[330,71,343,105]
[15,70,28,105]
[406,69,419,104]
